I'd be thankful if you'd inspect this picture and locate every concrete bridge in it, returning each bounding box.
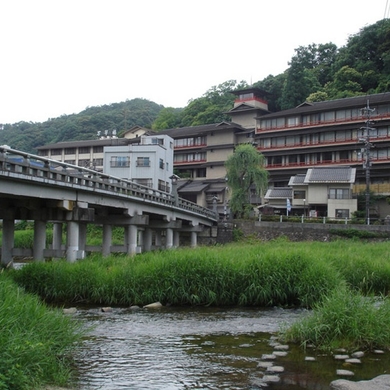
[0,146,218,265]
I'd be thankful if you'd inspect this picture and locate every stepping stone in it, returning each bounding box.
[266,365,284,373]
[274,344,289,350]
[334,354,349,360]
[274,351,288,357]
[257,361,273,368]
[351,351,364,358]
[305,356,316,361]
[345,358,361,364]
[262,375,280,383]
[261,353,276,360]
[337,369,354,376]
[374,349,385,354]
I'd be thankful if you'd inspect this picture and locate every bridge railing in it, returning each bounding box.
[0,146,217,221]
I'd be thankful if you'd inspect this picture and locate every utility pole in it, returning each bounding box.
[358,100,375,225]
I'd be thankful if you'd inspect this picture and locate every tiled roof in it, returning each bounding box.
[288,174,306,186]
[159,121,245,138]
[258,92,390,119]
[178,181,210,193]
[305,167,356,183]
[264,187,293,199]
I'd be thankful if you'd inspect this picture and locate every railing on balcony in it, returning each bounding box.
[265,156,390,170]
[173,159,207,165]
[257,112,390,133]
[258,134,390,152]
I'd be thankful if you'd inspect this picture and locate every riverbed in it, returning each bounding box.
[71,306,389,389]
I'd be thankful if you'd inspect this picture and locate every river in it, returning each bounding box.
[71,306,389,389]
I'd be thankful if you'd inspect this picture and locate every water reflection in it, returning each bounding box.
[73,306,388,389]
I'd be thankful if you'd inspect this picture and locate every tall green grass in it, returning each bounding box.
[280,286,390,351]
[11,241,346,307]
[0,275,84,390]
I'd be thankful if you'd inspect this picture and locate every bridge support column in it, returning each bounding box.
[173,230,180,248]
[2,218,15,267]
[33,220,46,261]
[191,231,197,247]
[166,228,173,249]
[102,224,112,257]
[67,221,79,262]
[126,224,138,256]
[79,223,87,253]
[52,222,62,260]
[144,228,152,252]
[155,230,162,249]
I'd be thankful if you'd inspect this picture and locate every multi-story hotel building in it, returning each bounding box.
[36,88,390,218]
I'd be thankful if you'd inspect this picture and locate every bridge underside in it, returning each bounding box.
[0,194,216,265]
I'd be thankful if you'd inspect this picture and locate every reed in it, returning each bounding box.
[11,242,344,307]
[280,286,390,351]
[0,274,84,389]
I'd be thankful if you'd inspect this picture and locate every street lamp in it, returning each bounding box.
[303,198,306,217]
[169,174,180,206]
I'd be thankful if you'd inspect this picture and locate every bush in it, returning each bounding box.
[0,275,84,389]
[280,287,390,351]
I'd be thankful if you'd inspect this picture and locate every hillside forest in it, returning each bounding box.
[1,19,389,154]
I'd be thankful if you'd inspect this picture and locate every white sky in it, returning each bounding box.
[0,0,387,124]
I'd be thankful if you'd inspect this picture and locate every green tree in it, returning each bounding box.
[225,144,268,218]
[152,107,182,131]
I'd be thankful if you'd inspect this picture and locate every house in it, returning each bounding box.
[103,134,174,192]
[264,166,358,219]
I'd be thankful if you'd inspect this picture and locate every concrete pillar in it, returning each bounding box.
[79,223,87,252]
[173,230,180,248]
[67,221,79,262]
[2,219,14,267]
[52,222,63,260]
[126,224,138,256]
[191,231,197,247]
[138,229,144,253]
[33,220,46,261]
[144,228,152,252]
[166,228,173,249]
[155,230,162,248]
[102,224,112,257]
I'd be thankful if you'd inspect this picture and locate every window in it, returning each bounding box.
[50,149,61,156]
[64,148,76,155]
[93,146,104,153]
[151,137,164,145]
[158,180,169,192]
[110,156,130,168]
[135,178,152,188]
[159,158,164,169]
[293,190,306,199]
[39,150,48,156]
[336,209,349,218]
[79,147,90,154]
[329,188,350,199]
[136,157,150,167]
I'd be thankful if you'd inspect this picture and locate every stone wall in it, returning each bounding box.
[215,221,390,243]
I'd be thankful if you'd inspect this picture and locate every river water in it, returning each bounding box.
[71,306,389,389]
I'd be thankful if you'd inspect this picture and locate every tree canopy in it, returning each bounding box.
[225,144,268,218]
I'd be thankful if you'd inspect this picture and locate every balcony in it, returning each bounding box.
[257,134,390,152]
[257,112,390,134]
[265,156,390,170]
[173,159,207,166]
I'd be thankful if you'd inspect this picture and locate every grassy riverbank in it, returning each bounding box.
[0,274,84,390]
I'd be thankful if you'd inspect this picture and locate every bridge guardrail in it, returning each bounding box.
[0,146,217,221]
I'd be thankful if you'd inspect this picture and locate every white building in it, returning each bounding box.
[103,134,174,193]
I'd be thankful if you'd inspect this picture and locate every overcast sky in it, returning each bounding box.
[0,0,387,124]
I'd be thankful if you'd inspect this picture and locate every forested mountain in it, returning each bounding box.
[0,99,163,153]
[1,19,389,154]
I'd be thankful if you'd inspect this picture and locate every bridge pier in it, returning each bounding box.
[52,222,63,259]
[126,224,138,256]
[33,220,46,261]
[102,224,112,257]
[144,227,152,252]
[1,218,14,267]
[191,231,197,247]
[67,221,81,262]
